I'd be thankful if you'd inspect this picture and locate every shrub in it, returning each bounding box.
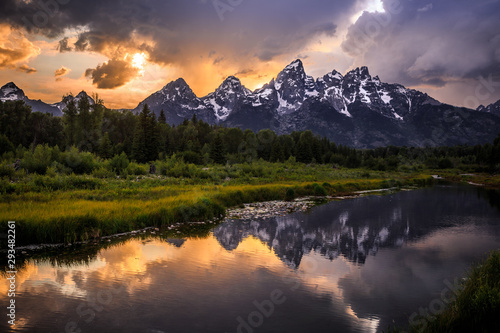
[438,157,454,169]
[313,183,327,196]
[62,147,97,174]
[66,174,102,189]
[127,162,148,175]
[109,152,129,174]
[285,188,295,201]
[45,166,58,178]
[92,166,115,178]
[0,179,15,194]
[21,144,53,174]
[0,164,15,178]
[177,151,204,165]
[51,161,73,175]
[0,134,14,155]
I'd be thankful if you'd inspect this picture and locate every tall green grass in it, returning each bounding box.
[0,158,436,245]
[0,175,432,245]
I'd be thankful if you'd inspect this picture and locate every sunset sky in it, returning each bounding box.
[1,0,499,109]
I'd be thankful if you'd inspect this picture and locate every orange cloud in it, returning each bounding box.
[0,24,40,69]
[17,64,37,74]
[54,66,70,81]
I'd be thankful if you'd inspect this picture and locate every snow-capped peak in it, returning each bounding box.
[345,66,371,81]
[216,76,251,96]
[284,59,304,71]
[0,82,26,102]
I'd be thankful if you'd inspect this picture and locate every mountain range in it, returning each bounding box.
[2,59,500,148]
[0,82,94,117]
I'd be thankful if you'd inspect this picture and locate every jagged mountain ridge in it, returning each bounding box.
[3,59,500,148]
[0,82,94,117]
[478,100,500,116]
[52,91,95,113]
[133,59,500,148]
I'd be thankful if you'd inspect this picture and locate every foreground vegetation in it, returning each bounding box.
[0,158,435,245]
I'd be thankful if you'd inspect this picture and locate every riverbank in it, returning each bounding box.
[0,166,434,245]
[1,160,499,246]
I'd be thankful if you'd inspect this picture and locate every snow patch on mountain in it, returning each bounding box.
[380,91,392,104]
[359,80,371,103]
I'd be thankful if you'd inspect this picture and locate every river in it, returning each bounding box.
[1,185,499,332]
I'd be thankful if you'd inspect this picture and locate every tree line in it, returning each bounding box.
[1,99,499,171]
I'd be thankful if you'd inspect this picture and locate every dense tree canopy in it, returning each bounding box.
[1,100,499,172]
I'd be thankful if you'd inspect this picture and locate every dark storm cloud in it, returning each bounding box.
[342,0,500,89]
[0,0,358,88]
[0,0,354,63]
[57,37,72,52]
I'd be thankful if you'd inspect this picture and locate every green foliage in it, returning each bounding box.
[210,132,226,164]
[92,166,115,179]
[438,157,454,169]
[98,132,113,159]
[62,147,97,174]
[0,100,31,147]
[285,188,295,201]
[132,104,158,163]
[127,162,148,175]
[312,183,327,196]
[296,130,314,163]
[109,152,130,174]
[0,134,14,155]
[21,144,54,174]
[177,150,203,165]
[0,163,15,178]
[62,97,78,147]
[2,100,500,178]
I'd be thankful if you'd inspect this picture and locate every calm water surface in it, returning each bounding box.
[1,185,500,333]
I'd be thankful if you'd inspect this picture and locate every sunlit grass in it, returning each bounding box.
[0,161,437,245]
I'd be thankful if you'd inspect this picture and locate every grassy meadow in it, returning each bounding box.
[0,157,440,245]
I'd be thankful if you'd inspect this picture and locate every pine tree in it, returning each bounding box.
[270,140,285,162]
[210,133,226,164]
[131,104,159,163]
[99,132,113,159]
[131,121,146,162]
[296,131,313,163]
[158,109,166,124]
[147,112,159,161]
[62,98,77,147]
[76,96,92,151]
